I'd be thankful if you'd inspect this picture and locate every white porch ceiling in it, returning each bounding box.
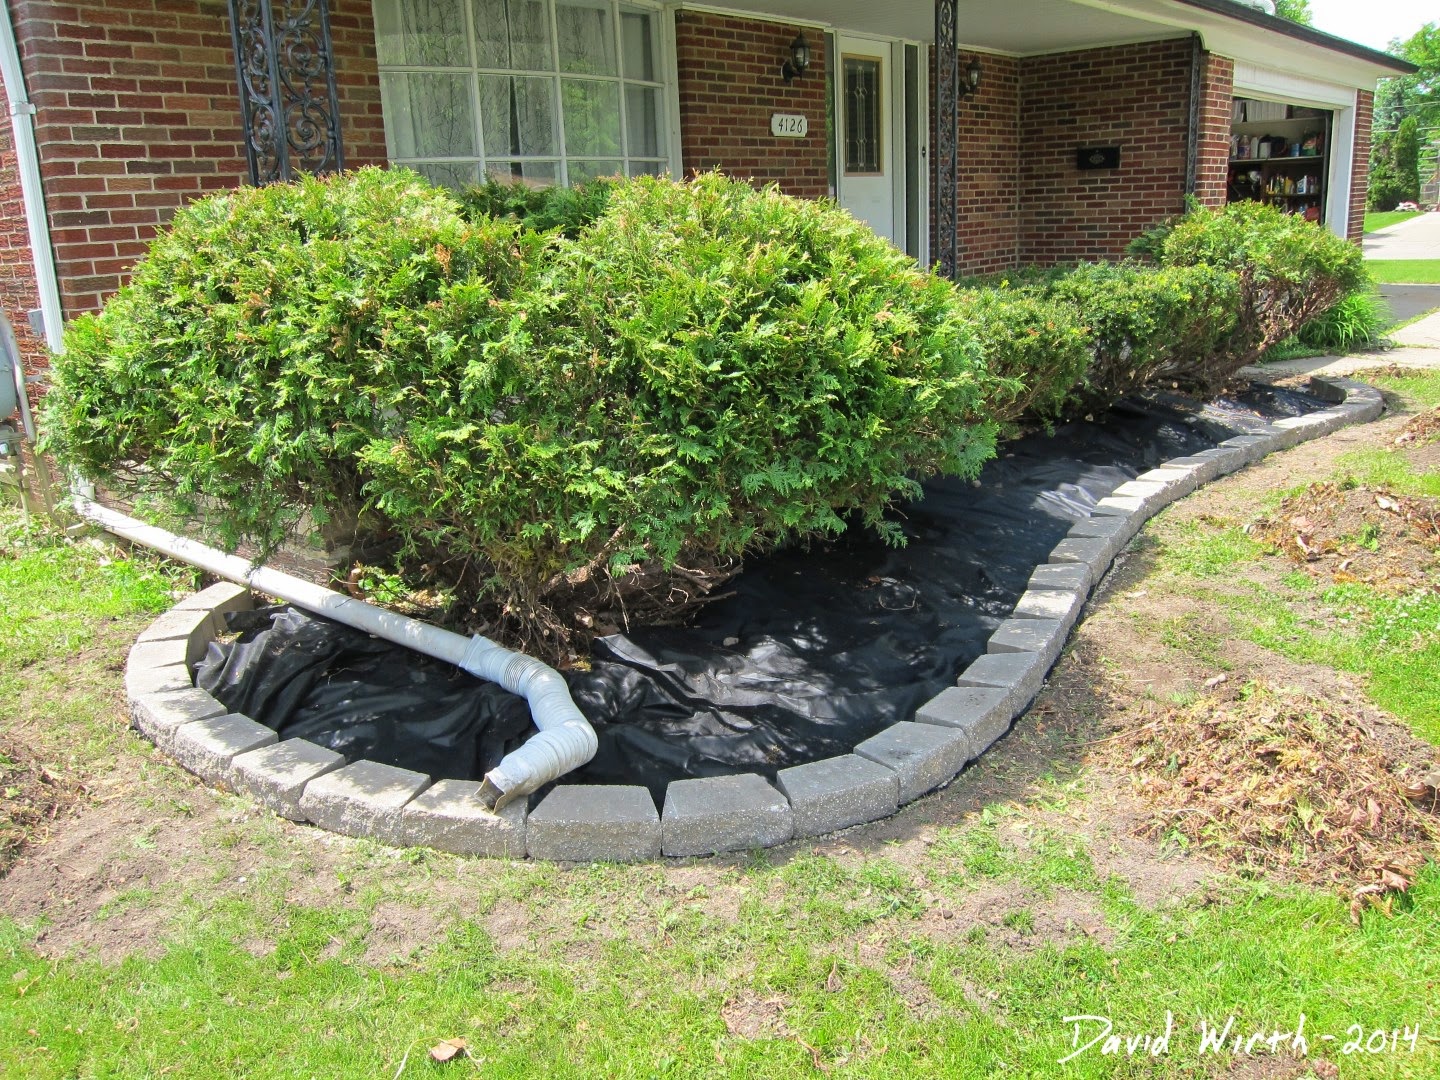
[680,0,1406,86]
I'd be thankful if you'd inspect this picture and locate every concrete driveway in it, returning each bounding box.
[1363,210,1440,261]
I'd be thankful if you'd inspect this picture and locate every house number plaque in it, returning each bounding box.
[770,113,808,138]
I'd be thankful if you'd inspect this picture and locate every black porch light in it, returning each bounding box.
[959,57,982,98]
[782,31,811,82]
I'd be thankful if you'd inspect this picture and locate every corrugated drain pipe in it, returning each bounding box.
[74,496,598,810]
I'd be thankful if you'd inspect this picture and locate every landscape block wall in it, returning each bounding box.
[8,0,384,319]
[1017,38,1193,265]
[673,10,829,199]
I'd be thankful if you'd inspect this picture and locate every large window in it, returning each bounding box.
[373,0,672,188]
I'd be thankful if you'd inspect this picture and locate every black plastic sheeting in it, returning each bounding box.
[197,385,1324,799]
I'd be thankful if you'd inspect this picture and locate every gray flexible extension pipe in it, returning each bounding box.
[73,496,597,810]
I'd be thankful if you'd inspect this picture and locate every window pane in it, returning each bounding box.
[620,9,656,81]
[411,161,481,189]
[380,73,476,159]
[472,0,552,71]
[627,160,663,177]
[562,78,621,157]
[568,159,622,182]
[843,56,881,174]
[480,74,558,156]
[376,0,468,67]
[486,160,559,187]
[556,0,616,76]
[624,84,661,158]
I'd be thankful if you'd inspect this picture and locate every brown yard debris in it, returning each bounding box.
[1247,482,1439,591]
[0,738,83,875]
[1094,684,1439,922]
[1392,404,1440,448]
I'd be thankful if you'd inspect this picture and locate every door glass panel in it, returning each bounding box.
[562,78,622,156]
[556,0,617,75]
[472,0,553,71]
[480,74,558,157]
[843,56,882,175]
[380,73,477,158]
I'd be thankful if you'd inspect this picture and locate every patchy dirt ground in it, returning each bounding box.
[2,375,1437,972]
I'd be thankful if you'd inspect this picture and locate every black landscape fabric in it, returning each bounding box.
[197,386,1323,799]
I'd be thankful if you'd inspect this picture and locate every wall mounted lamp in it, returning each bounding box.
[782,31,811,82]
[959,57,982,99]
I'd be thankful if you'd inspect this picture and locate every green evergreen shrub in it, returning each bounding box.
[951,286,1091,422]
[1132,200,1367,385]
[361,173,1003,637]
[45,167,531,558]
[47,169,1003,650]
[454,175,615,236]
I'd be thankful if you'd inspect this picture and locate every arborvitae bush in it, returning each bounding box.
[47,169,1003,653]
[453,174,615,236]
[951,287,1091,423]
[361,173,1003,641]
[1131,200,1367,385]
[45,167,532,558]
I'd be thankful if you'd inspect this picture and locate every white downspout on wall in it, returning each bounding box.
[1,5,65,353]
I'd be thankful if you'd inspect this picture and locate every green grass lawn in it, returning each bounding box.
[1364,210,1423,233]
[2,372,1439,1078]
[1367,260,1440,285]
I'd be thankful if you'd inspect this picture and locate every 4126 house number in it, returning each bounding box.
[770,113,808,138]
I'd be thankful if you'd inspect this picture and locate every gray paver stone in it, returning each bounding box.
[1012,587,1084,630]
[955,651,1047,717]
[1048,536,1115,579]
[397,779,527,857]
[1065,516,1133,563]
[1135,466,1200,499]
[172,581,254,618]
[1090,494,1144,518]
[126,661,194,699]
[776,754,899,838]
[526,785,660,862]
[169,712,278,789]
[231,738,345,821]
[1219,434,1271,464]
[1161,454,1225,485]
[136,607,219,666]
[988,617,1066,665]
[1027,562,1093,594]
[854,722,973,804]
[131,687,227,752]
[661,773,793,856]
[127,638,188,674]
[1105,479,1172,516]
[1192,446,1248,477]
[914,684,1011,751]
[298,759,432,843]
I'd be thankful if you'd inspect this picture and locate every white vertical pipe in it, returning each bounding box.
[1,5,66,353]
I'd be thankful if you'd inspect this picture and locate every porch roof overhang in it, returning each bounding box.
[686,0,1415,88]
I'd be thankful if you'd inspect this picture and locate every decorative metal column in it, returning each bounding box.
[934,0,959,278]
[229,0,345,185]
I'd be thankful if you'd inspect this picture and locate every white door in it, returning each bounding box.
[834,34,903,246]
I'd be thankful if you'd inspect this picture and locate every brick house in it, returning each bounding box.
[0,0,1413,392]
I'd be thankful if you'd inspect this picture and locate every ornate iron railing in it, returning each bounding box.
[229,0,345,184]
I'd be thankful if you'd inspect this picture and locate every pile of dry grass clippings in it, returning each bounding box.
[1095,683,1440,922]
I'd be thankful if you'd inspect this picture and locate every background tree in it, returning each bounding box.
[1272,0,1313,26]
[1372,23,1439,209]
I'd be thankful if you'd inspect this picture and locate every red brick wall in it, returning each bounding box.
[673,10,828,199]
[1193,52,1233,207]
[1017,39,1193,265]
[0,108,48,385]
[9,0,384,318]
[1349,89,1372,244]
[941,52,1021,276]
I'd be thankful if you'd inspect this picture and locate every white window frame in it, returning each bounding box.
[373,0,682,187]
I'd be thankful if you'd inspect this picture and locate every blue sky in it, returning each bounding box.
[1306,0,1432,51]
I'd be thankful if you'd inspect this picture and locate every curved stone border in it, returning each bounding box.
[123,377,1384,862]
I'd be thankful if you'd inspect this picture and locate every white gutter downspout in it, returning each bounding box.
[74,497,599,810]
[1,6,65,353]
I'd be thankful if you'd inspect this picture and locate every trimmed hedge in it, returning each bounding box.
[46,169,1002,647]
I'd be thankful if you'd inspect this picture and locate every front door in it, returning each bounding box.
[834,33,903,248]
